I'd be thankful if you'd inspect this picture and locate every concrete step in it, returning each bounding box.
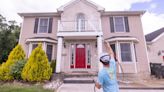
[63,77,95,84]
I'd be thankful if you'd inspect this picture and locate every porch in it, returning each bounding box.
[56,20,103,73]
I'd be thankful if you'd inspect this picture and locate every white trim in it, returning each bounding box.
[19,17,24,44]
[37,17,50,34]
[131,42,137,73]
[107,37,139,43]
[57,31,103,37]
[57,0,104,12]
[152,32,164,42]
[26,38,57,43]
[28,43,32,58]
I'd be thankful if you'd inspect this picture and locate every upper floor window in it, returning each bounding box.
[38,18,49,33]
[34,17,53,34]
[110,16,129,33]
[76,13,85,31]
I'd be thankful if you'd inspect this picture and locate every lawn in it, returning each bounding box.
[0,83,54,92]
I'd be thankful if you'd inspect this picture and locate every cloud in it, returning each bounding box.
[142,11,164,34]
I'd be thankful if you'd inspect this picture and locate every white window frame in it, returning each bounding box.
[76,13,85,32]
[38,17,50,33]
[113,16,126,33]
[119,42,133,63]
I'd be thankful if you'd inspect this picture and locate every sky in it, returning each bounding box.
[0,0,164,34]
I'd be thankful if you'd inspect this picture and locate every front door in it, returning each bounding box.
[75,44,86,68]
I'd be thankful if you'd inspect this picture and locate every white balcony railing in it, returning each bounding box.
[58,20,101,32]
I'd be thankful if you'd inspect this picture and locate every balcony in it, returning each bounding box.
[57,20,103,39]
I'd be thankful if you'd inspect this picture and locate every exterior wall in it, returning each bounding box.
[19,16,60,58]
[60,40,98,73]
[60,1,101,31]
[147,35,164,63]
[101,15,149,73]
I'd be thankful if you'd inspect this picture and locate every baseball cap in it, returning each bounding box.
[99,52,111,63]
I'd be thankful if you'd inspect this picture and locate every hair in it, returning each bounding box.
[100,59,109,65]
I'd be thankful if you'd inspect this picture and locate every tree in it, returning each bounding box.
[22,44,52,82]
[0,14,20,63]
[0,44,25,80]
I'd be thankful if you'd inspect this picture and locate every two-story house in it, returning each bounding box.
[146,27,164,64]
[18,0,149,75]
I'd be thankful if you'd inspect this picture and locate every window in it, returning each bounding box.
[32,44,38,50]
[76,13,85,31]
[110,16,129,33]
[46,44,53,61]
[70,44,75,68]
[114,17,125,32]
[38,18,49,33]
[86,44,91,68]
[120,43,132,62]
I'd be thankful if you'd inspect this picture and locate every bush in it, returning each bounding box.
[10,59,27,80]
[0,44,25,81]
[50,60,56,73]
[21,44,52,82]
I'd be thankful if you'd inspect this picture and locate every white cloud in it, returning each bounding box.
[142,11,164,34]
[149,3,157,9]
[1,0,164,34]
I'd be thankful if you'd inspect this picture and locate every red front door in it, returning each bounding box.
[75,44,86,68]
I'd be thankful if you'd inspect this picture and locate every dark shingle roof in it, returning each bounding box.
[145,27,164,42]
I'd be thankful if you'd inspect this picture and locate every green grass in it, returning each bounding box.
[0,83,54,92]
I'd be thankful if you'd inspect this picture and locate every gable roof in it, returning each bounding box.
[145,27,164,42]
[57,0,104,12]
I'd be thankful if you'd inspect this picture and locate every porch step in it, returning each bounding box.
[63,77,95,84]
[64,72,98,78]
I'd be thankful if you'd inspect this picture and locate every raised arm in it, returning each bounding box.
[104,41,114,58]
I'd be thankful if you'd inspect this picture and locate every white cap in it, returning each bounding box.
[99,52,111,63]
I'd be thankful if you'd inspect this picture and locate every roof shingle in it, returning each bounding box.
[145,27,164,42]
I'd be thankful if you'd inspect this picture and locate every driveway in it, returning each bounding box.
[57,84,164,92]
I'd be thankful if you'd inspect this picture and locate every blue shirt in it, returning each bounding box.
[98,58,119,92]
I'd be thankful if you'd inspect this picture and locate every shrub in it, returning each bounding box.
[21,44,52,82]
[10,59,27,80]
[0,44,25,81]
[50,60,56,73]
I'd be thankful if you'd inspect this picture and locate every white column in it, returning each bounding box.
[28,43,32,58]
[56,37,63,73]
[116,41,122,73]
[97,35,103,71]
[131,42,137,73]
[42,42,46,52]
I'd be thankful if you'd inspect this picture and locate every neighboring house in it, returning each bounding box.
[146,27,164,64]
[18,0,149,74]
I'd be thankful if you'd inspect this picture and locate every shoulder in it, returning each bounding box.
[98,69,106,76]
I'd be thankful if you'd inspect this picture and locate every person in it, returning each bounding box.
[95,41,119,92]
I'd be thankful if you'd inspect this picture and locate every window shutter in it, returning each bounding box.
[124,17,129,32]
[48,17,53,33]
[34,18,39,33]
[110,17,114,33]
